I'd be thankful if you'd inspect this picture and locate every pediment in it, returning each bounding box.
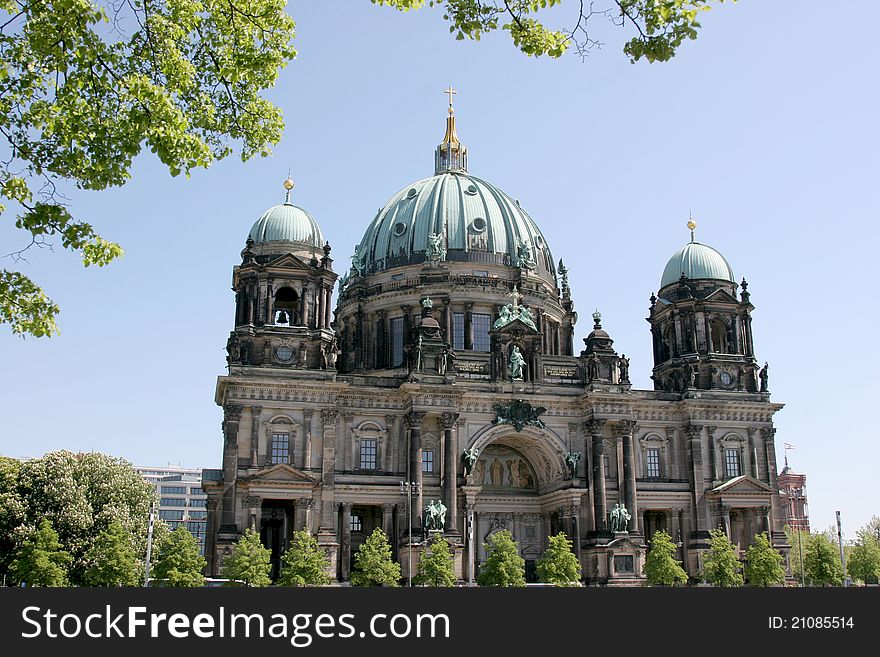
[710,474,774,495]
[607,535,646,550]
[265,253,312,270]
[705,288,740,304]
[493,317,539,335]
[243,463,319,485]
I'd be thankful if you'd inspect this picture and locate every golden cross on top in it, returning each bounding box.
[444,86,457,110]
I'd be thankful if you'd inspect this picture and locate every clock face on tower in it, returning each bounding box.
[275,345,294,363]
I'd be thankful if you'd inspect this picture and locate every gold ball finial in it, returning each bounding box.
[687,219,696,231]
[283,177,295,191]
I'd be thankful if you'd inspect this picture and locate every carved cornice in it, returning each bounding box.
[224,404,243,423]
[241,495,262,508]
[685,424,703,441]
[612,420,637,438]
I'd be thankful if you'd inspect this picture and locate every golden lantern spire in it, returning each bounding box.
[283,173,295,204]
[435,86,467,173]
[441,85,460,146]
[687,213,697,243]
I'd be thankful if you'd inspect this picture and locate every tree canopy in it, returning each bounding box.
[701,528,742,587]
[278,530,331,587]
[804,531,843,587]
[477,529,525,587]
[414,533,457,587]
[536,532,581,586]
[222,527,272,587]
[152,525,206,587]
[10,518,71,586]
[373,1,728,62]
[0,0,296,337]
[644,529,687,586]
[351,528,401,587]
[83,519,140,586]
[0,450,156,584]
[743,532,785,587]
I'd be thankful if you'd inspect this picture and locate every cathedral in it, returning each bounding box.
[202,95,788,585]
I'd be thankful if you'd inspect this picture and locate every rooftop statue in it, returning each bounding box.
[426,232,447,262]
[516,239,537,269]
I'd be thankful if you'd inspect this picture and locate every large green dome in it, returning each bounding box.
[353,171,556,278]
[248,202,324,248]
[660,241,735,289]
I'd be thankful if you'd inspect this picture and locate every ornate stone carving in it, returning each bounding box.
[685,424,703,441]
[404,411,426,428]
[384,415,397,427]
[206,499,221,511]
[302,408,313,420]
[491,399,546,432]
[612,420,637,437]
[321,409,338,425]
[584,418,606,435]
[241,495,262,508]
[440,412,460,429]
[224,404,243,422]
[665,426,677,440]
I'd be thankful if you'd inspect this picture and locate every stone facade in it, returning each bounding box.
[203,112,788,585]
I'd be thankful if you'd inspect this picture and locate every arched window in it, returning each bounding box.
[274,287,299,326]
[710,318,728,354]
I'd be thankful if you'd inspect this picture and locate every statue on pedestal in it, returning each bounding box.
[759,362,769,392]
[509,345,526,381]
[424,500,447,531]
[565,452,581,479]
[609,503,631,533]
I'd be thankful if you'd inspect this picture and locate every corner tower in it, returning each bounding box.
[648,220,762,394]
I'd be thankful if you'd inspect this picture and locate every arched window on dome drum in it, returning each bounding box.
[274,287,298,326]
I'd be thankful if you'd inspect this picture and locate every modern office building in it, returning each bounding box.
[136,465,208,555]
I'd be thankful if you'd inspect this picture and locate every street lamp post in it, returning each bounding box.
[399,481,420,586]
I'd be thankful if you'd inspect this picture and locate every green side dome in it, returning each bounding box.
[353,171,556,278]
[660,241,735,289]
[248,202,324,248]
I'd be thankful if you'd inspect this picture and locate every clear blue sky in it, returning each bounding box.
[1,1,877,538]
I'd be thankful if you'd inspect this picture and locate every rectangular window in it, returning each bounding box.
[350,515,363,532]
[391,317,405,367]
[160,497,188,507]
[360,439,378,470]
[159,510,184,521]
[725,448,741,478]
[472,313,491,352]
[187,511,208,520]
[646,448,661,478]
[189,487,204,496]
[160,486,186,494]
[603,453,611,478]
[186,521,206,536]
[422,450,434,473]
[189,498,207,507]
[271,433,289,464]
[452,313,465,351]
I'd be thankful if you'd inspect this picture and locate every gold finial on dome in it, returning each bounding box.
[687,214,697,242]
[283,174,295,203]
[435,87,467,173]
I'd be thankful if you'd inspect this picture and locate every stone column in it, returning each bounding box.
[464,302,474,350]
[302,409,313,469]
[405,411,426,536]
[665,427,679,480]
[318,410,338,533]
[764,428,780,490]
[617,420,639,534]
[586,419,607,531]
[707,425,719,481]
[570,504,582,563]
[342,412,354,472]
[221,405,243,530]
[324,286,332,329]
[340,503,352,581]
[441,412,459,533]
[382,503,395,538]
[721,504,731,538]
[376,310,387,369]
[384,415,397,473]
[686,424,708,532]
[747,427,759,479]
[250,405,261,467]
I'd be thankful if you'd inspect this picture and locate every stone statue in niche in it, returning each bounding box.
[565,452,581,479]
[462,447,479,475]
[509,345,526,380]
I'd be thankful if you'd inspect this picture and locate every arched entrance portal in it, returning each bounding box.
[464,425,586,583]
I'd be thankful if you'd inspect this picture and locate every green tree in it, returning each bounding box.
[784,525,812,585]
[804,531,844,587]
[743,532,785,587]
[83,520,140,586]
[222,527,272,587]
[847,529,880,585]
[0,0,296,337]
[152,525,207,588]
[414,533,456,587]
[351,528,401,587]
[1,451,156,585]
[0,456,25,579]
[477,529,525,587]
[278,530,331,587]
[536,532,581,586]
[644,529,688,586]
[10,518,71,586]
[701,528,743,587]
[373,1,728,62]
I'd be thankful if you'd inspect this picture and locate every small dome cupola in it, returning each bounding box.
[247,177,325,251]
[434,86,468,174]
[659,219,735,290]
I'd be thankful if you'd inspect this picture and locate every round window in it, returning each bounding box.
[406,188,418,199]
[720,371,732,386]
[393,222,407,237]
[471,217,486,232]
[276,345,294,362]
[465,184,478,195]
